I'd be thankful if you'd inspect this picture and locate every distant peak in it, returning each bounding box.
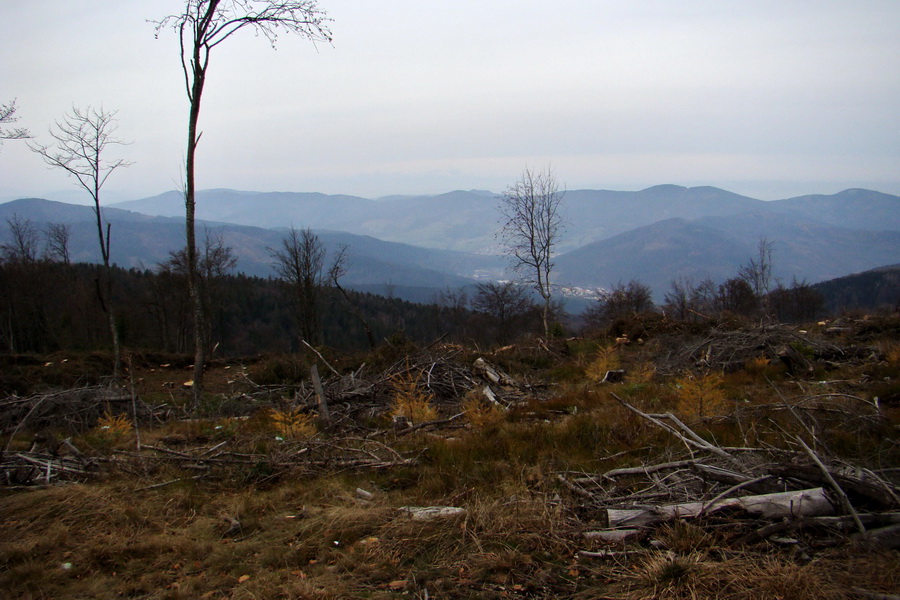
[641,184,687,193]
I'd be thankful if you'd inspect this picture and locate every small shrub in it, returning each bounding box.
[585,345,620,381]
[95,411,133,441]
[390,368,438,425]
[882,341,900,367]
[461,390,505,429]
[745,354,770,373]
[674,373,727,419]
[269,407,317,440]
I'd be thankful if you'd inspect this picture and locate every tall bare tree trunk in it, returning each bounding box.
[186,50,207,404]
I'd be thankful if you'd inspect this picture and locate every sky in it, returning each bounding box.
[1,1,899,204]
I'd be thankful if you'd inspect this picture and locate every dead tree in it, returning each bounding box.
[29,106,131,377]
[498,165,565,338]
[329,244,376,349]
[270,227,326,346]
[153,0,332,403]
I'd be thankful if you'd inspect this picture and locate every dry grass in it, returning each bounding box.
[2,318,899,598]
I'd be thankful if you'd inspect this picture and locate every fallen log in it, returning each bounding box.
[854,523,900,550]
[736,512,900,545]
[606,487,835,528]
[583,528,642,543]
[768,464,899,510]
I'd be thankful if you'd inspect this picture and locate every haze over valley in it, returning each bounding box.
[2,185,898,304]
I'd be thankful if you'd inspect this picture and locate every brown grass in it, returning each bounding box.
[2,318,899,598]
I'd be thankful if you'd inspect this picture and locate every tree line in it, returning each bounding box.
[0,218,549,356]
[1,212,834,361]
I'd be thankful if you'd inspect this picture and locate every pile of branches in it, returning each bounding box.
[1,443,99,487]
[107,436,414,491]
[654,324,880,376]
[559,394,900,556]
[238,346,534,432]
[0,385,139,434]
[0,385,152,487]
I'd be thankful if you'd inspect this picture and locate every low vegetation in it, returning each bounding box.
[2,314,898,599]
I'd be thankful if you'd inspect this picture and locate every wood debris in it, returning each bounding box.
[561,393,900,554]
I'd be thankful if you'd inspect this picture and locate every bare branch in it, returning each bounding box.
[0,99,31,144]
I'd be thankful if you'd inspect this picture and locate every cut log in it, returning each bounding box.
[602,370,626,383]
[310,364,330,427]
[472,358,515,386]
[854,524,900,549]
[398,506,466,521]
[606,487,835,528]
[583,528,641,543]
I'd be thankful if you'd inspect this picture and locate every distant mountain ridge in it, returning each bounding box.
[0,198,503,295]
[110,185,900,254]
[3,185,898,304]
[554,213,900,300]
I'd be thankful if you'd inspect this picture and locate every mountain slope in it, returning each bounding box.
[111,186,899,255]
[0,198,498,293]
[555,212,900,299]
[555,219,751,298]
[812,264,900,313]
[766,188,900,232]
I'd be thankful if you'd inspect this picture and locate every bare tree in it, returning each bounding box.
[715,277,758,317]
[498,165,564,338]
[1,216,52,352]
[738,236,775,318]
[663,276,693,321]
[163,229,237,354]
[0,99,30,145]
[328,244,376,348]
[44,223,73,266]
[471,281,536,345]
[270,227,326,345]
[30,106,131,377]
[153,0,331,402]
[583,280,655,329]
[1,215,41,265]
[664,276,718,321]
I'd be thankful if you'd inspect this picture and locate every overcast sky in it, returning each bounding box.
[1,1,898,204]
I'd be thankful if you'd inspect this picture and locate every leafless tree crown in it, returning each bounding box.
[29,106,131,264]
[498,165,565,336]
[29,106,131,377]
[270,227,326,344]
[154,0,332,100]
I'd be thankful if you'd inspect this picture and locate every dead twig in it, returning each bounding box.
[796,436,866,534]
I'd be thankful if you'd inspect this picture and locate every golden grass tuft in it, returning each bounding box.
[883,341,900,366]
[628,360,657,384]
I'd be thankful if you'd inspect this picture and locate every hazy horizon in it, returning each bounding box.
[2,2,898,203]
